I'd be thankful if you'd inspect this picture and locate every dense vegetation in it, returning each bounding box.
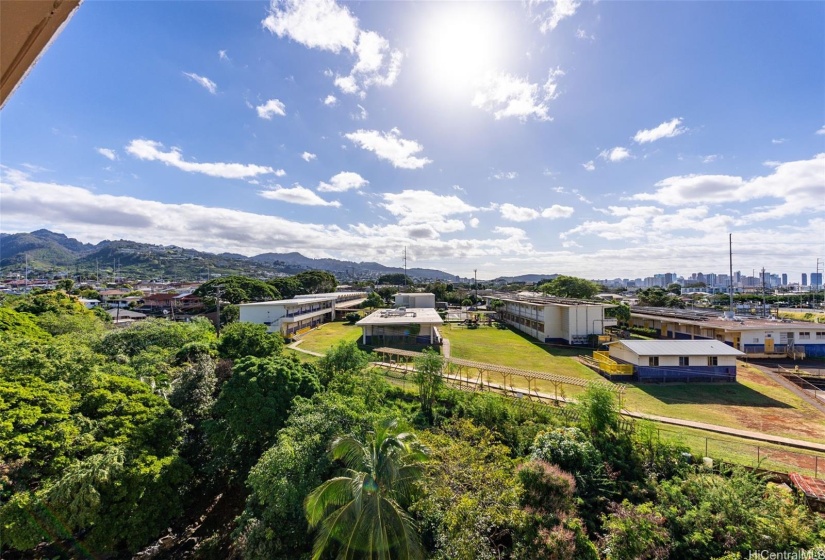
[1,290,823,559]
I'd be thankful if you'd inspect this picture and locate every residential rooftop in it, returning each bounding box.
[609,339,745,356]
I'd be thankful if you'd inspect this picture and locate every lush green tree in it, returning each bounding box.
[0,307,49,340]
[318,340,370,385]
[6,290,90,316]
[600,500,671,560]
[414,349,444,422]
[305,418,427,560]
[207,355,321,477]
[218,321,283,360]
[194,275,280,304]
[414,420,528,560]
[238,392,378,559]
[345,311,361,324]
[655,467,825,559]
[55,278,75,292]
[577,384,620,436]
[376,286,399,304]
[363,291,385,308]
[604,302,630,325]
[268,276,304,299]
[666,283,682,295]
[539,276,600,299]
[98,317,216,358]
[377,273,411,285]
[295,270,337,294]
[637,287,685,309]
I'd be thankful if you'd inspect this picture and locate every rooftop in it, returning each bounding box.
[357,307,443,326]
[238,296,337,307]
[631,306,822,331]
[612,339,745,356]
[492,292,615,308]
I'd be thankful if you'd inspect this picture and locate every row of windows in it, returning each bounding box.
[648,356,718,367]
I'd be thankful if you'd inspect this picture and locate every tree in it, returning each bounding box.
[318,341,370,385]
[345,312,361,325]
[376,286,399,304]
[414,349,444,422]
[218,321,283,360]
[539,276,600,299]
[637,287,685,309]
[207,355,321,477]
[295,270,337,294]
[304,419,427,560]
[605,302,631,325]
[577,384,620,436]
[666,283,682,295]
[194,275,280,304]
[268,276,304,299]
[55,278,75,292]
[377,273,411,285]
[363,291,385,309]
[600,501,671,560]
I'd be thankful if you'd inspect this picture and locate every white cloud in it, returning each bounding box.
[351,104,368,120]
[263,0,401,97]
[633,118,686,144]
[96,148,117,161]
[469,217,480,228]
[301,151,317,162]
[632,153,825,222]
[529,0,581,33]
[218,50,229,61]
[541,205,574,219]
[599,147,631,162]
[256,99,286,119]
[491,170,518,180]
[380,189,476,234]
[317,171,368,192]
[472,69,563,122]
[500,203,540,222]
[582,160,595,171]
[345,128,431,169]
[575,27,594,40]
[493,226,528,239]
[259,184,341,207]
[262,0,359,53]
[702,154,718,164]
[772,138,787,145]
[182,72,217,94]
[323,94,338,106]
[816,125,825,135]
[125,139,279,179]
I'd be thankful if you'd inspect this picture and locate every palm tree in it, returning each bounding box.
[304,419,428,560]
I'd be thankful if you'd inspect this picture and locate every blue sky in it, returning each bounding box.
[1,0,823,280]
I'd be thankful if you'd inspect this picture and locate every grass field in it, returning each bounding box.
[778,311,825,323]
[295,320,362,354]
[443,323,825,442]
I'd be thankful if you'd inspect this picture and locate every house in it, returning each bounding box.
[607,339,743,382]
[239,296,337,338]
[394,292,436,309]
[106,308,148,326]
[173,293,204,313]
[485,293,617,345]
[356,308,443,346]
[629,307,825,358]
[78,298,101,309]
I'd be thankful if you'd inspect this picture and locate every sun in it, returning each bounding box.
[416,5,510,98]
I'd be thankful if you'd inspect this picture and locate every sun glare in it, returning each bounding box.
[417,6,509,98]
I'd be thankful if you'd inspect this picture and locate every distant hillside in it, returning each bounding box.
[0,230,462,282]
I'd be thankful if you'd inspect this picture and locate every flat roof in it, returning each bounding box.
[357,307,443,326]
[396,292,435,296]
[612,339,744,356]
[238,296,336,307]
[295,291,366,299]
[631,307,820,331]
[492,293,614,308]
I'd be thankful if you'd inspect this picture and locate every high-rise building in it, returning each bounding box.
[802,273,808,286]
[782,273,787,286]
[812,273,823,287]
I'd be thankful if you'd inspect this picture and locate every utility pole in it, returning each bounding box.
[403,246,408,288]
[817,258,823,309]
[474,269,478,302]
[728,234,734,318]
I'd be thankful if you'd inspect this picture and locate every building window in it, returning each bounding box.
[707,356,718,366]
[799,332,811,340]
[679,356,690,366]
[817,332,825,340]
[648,357,659,366]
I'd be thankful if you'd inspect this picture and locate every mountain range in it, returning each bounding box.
[0,230,474,282]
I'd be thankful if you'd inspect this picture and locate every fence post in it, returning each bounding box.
[817,456,819,479]
[757,446,760,464]
[705,437,708,458]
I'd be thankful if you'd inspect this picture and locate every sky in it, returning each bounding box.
[1,0,823,281]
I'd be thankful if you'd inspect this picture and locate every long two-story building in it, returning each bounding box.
[486,293,617,345]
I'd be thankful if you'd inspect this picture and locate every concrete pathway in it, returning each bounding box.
[287,339,324,357]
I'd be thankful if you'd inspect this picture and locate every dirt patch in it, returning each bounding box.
[727,406,825,441]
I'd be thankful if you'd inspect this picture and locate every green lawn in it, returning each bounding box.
[442,324,825,442]
[296,320,362,354]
